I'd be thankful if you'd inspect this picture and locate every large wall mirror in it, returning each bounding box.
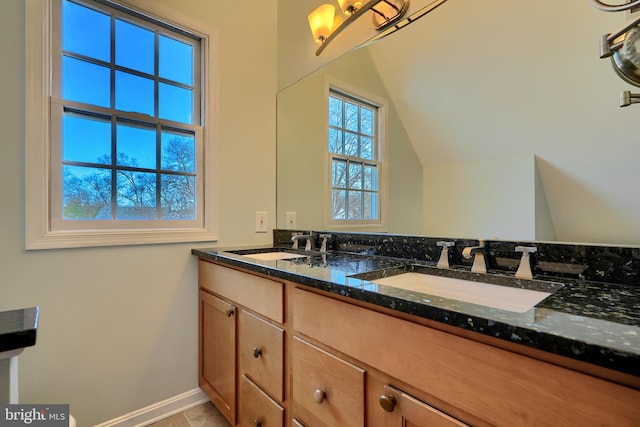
[277,0,640,246]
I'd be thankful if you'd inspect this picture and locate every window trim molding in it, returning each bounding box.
[25,0,219,249]
[323,76,389,232]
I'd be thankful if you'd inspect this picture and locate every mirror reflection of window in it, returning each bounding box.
[328,88,382,225]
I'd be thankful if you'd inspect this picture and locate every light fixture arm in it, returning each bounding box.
[620,90,640,106]
[600,13,640,58]
[315,0,409,56]
[591,0,640,12]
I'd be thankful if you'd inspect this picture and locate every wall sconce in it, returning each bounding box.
[308,0,411,56]
[592,0,640,105]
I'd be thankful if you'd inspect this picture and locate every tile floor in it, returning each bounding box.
[147,401,231,427]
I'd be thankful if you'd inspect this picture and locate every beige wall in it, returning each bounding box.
[0,0,277,425]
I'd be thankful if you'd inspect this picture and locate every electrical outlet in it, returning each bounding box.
[286,211,297,229]
[255,211,268,233]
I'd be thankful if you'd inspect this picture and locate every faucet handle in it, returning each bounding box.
[515,246,537,279]
[515,246,537,254]
[436,241,454,269]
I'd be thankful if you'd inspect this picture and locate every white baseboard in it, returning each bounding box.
[93,388,209,427]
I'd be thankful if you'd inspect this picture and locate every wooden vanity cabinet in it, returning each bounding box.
[198,290,236,425]
[198,260,285,426]
[198,260,640,426]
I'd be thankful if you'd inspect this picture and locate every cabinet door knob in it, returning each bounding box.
[253,347,262,358]
[313,389,326,404]
[252,419,262,427]
[379,394,396,412]
[225,307,234,317]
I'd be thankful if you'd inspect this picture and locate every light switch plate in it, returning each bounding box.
[255,211,268,233]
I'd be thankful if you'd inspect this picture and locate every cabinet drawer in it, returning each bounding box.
[239,375,284,427]
[291,336,365,427]
[239,310,284,401]
[199,260,283,323]
[379,384,469,427]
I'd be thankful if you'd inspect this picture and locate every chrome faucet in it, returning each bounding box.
[515,246,537,279]
[291,233,315,251]
[462,241,487,273]
[319,234,332,253]
[436,241,455,269]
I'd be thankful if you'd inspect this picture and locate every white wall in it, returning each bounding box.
[0,0,277,425]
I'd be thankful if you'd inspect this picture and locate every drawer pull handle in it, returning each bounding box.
[253,347,262,358]
[252,419,262,427]
[379,394,396,412]
[313,389,326,404]
[225,308,234,317]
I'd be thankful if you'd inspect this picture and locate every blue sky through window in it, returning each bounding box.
[60,0,199,221]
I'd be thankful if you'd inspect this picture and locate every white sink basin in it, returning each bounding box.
[242,252,307,261]
[369,272,553,313]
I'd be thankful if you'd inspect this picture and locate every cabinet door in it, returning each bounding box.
[378,385,468,427]
[199,290,236,425]
[239,374,284,427]
[291,336,365,427]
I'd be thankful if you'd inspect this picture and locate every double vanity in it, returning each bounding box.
[192,231,640,426]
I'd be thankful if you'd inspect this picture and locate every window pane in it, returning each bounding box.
[361,107,374,136]
[161,131,195,172]
[116,19,154,74]
[63,165,112,219]
[159,35,193,85]
[329,96,343,127]
[363,192,377,220]
[328,128,343,154]
[116,123,156,169]
[344,132,358,156]
[361,136,373,160]
[115,71,155,116]
[63,56,110,107]
[116,171,157,219]
[349,163,362,189]
[63,113,111,164]
[344,102,359,132]
[332,189,346,219]
[62,0,110,62]
[161,174,195,219]
[348,191,362,219]
[364,164,378,190]
[332,159,346,188]
[159,83,193,124]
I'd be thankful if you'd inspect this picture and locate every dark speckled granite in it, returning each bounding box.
[0,307,39,354]
[194,231,640,378]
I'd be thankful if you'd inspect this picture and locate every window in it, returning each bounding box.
[25,0,217,249]
[327,88,384,227]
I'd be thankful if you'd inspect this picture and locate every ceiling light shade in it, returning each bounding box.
[308,4,336,43]
[338,0,363,15]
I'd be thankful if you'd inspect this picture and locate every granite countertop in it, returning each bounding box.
[192,246,640,378]
[0,307,39,355]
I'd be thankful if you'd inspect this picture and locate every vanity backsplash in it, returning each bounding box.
[273,229,640,288]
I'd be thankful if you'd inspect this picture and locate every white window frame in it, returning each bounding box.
[25,0,219,249]
[323,77,388,231]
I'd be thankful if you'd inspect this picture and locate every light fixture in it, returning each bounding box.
[308,0,411,56]
[593,0,640,102]
[308,4,336,43]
